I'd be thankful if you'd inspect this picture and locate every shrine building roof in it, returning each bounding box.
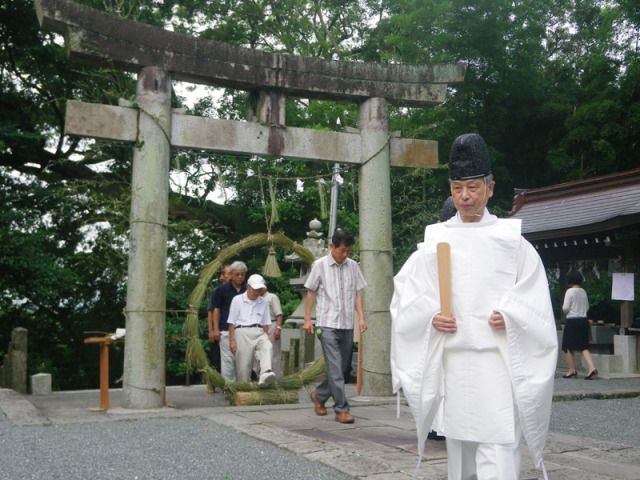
[509,168,640,245]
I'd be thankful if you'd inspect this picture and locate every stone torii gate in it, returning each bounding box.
[36,0,465,408]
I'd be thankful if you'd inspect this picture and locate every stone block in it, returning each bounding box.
[591,353,622,374]
[300,329,316,369]
[288,338,300,374]
[280,328,300,352]
[590,325,615,344]
[5,327,28,393]
[8,349,28,393]
[614,335,638,373]
[31,373,52,395]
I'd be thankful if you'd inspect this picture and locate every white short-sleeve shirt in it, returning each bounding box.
[227,293,271,327]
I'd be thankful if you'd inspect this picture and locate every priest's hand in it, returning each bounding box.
[432,313,457,333]
[488,311,505,330]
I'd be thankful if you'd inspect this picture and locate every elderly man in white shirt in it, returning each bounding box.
[228,274,276,386]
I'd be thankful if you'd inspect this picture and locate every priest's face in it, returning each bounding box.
[449,177,494,223]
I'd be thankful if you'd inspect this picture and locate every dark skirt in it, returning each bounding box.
[561,317,590,352]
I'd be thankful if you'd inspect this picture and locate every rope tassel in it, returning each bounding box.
[262,246,281,278]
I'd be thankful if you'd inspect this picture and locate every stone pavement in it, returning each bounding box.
[1,374,640,480]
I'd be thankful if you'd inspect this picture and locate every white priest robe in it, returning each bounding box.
[390,210,557,472]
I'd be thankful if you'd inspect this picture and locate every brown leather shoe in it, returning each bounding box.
[335,411,354,424]
[310,389,327,416]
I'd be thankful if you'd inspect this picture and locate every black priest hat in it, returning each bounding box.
[448,133,492,181]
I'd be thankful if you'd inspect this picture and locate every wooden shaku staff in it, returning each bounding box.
[437,242,453,317]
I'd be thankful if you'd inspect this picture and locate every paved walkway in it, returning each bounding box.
[1,373,640,479]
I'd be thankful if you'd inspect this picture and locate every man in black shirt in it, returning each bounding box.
[209,261,247,381]
[207,264,231,374]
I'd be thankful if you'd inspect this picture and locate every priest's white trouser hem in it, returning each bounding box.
[445,436,521,480]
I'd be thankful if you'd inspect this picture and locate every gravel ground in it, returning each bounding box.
[1,376,638,479]
[0,415,352,480]
[550,376,640,447]
[552,375,640,395]
[550,396,640,446]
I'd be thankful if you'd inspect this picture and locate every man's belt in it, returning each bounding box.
[234,324,262,328]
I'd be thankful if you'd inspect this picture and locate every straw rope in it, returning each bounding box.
[183,232,318,402]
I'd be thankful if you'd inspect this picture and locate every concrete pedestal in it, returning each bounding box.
[30,373,52,395]
[614,335,638,373]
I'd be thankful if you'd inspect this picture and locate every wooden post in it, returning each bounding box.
[619,246,635,334]
[84,337,112,411]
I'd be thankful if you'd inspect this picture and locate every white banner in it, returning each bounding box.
[612,273,635,301]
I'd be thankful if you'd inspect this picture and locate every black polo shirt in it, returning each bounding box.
[211,282,246,331]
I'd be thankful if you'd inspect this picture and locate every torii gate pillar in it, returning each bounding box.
[123,67,172,409]
[358,98,393,395]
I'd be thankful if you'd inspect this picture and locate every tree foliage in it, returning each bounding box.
[1,0,638,388]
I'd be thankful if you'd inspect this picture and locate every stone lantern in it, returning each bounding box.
[281,219,328,370]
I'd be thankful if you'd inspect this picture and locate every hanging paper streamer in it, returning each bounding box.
[262,246,282,278]
[317,178,328,219]
[268,177,279,224]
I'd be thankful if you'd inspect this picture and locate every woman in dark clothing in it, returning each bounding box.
[561,271,598,379]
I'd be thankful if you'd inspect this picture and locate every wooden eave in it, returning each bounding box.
[509,168,640,261]
[511,168,640,216]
